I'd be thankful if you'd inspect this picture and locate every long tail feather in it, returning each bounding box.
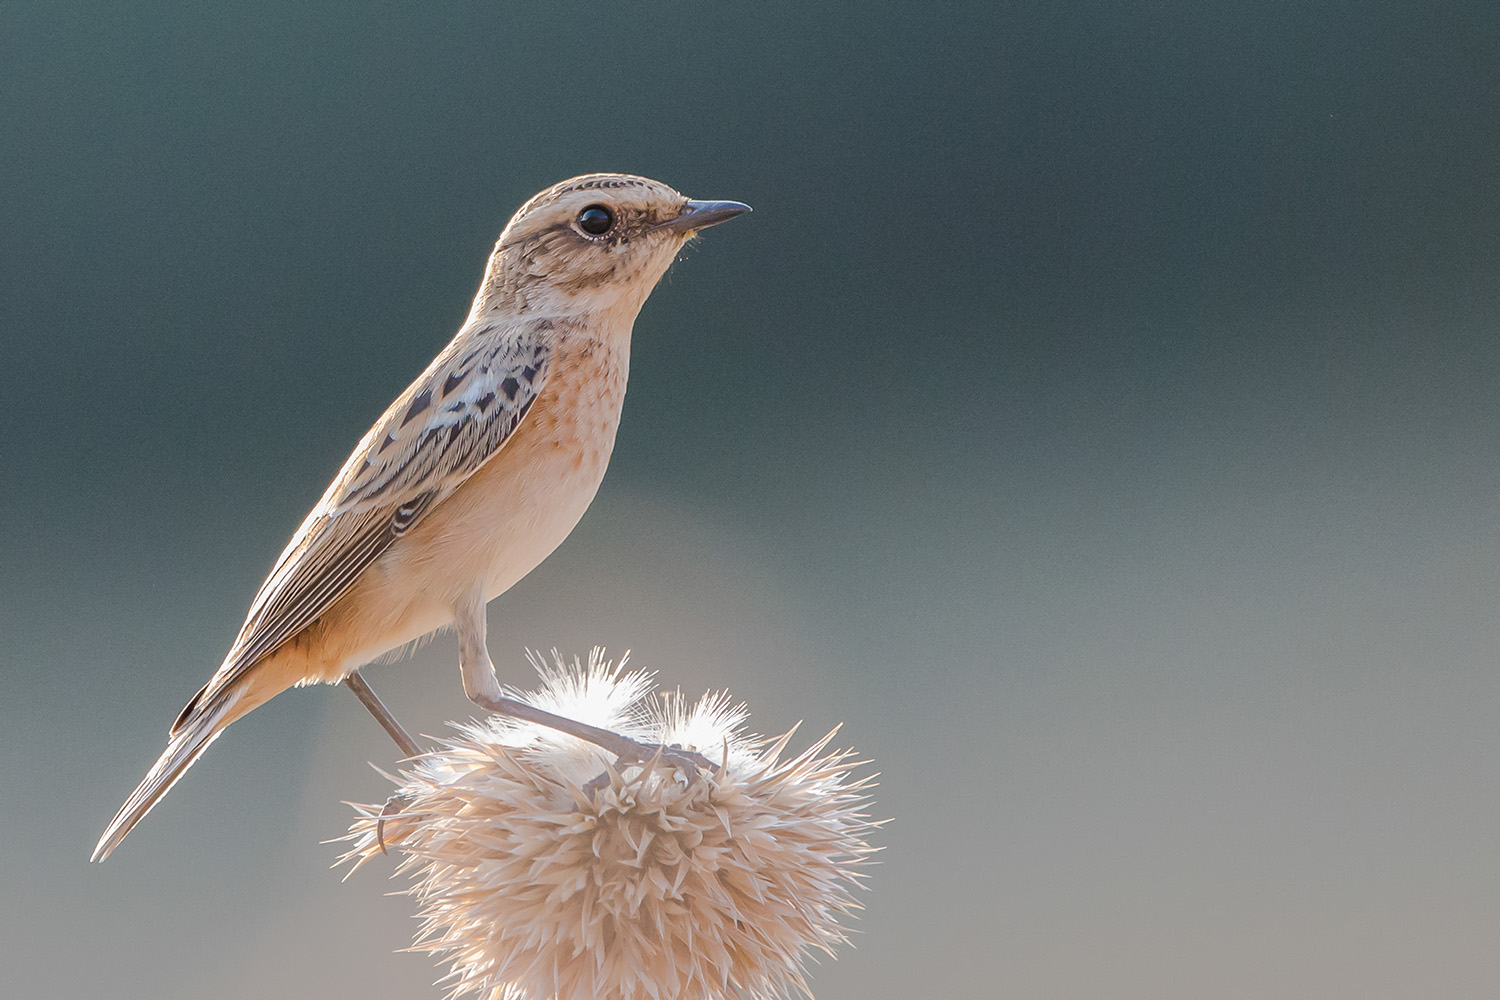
[92,688,243,862]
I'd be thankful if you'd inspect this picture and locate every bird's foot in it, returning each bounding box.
[613,738,718,776]
[582,740,720,797]
[468,692,720,795]
[376,791,414,855]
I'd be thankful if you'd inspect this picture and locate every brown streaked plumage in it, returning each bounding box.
[93,173,750,861]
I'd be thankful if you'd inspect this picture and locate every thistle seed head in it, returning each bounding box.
[342,650,880,1000]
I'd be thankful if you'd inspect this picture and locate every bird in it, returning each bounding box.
[92,173,751,861]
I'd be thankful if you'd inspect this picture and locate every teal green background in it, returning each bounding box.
[4,2,1500,997]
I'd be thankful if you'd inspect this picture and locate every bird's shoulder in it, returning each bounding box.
[326,317,556,517]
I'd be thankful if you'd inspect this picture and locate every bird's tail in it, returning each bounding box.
[91,684,246,862]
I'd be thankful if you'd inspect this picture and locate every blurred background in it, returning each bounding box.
[4,2,1500,997]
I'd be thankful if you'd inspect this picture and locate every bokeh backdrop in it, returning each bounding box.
[4,3,1500,998]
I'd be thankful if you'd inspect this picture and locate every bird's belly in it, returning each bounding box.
[457,433,615,603]
[392,417,616,601]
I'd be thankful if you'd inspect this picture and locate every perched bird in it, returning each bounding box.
[93,173,750,861]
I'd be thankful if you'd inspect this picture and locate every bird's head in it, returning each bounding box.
[478,173,750,319]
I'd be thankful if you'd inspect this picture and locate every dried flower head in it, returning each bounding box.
[342,649,880,1000]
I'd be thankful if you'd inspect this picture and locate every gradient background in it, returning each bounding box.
[4,3,1500,998]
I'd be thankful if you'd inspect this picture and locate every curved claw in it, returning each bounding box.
[636,742,719,779]
[376,792,413,855]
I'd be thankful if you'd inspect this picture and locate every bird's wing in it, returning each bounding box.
[198,324,551,706]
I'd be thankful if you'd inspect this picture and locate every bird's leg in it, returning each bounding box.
[343,671,422,757]
[341,671,420,854]
[454,586,718,781]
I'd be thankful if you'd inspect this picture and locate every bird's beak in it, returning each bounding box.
[661,199,753,235]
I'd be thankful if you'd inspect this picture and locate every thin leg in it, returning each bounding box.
[344,671,422,758]
[453,587,718,775]
[343,671,421,855]
[455,581,504,706]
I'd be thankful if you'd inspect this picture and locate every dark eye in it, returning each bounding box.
[577,204,615,236]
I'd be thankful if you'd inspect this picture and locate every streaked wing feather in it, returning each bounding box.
[207,324,550,695]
